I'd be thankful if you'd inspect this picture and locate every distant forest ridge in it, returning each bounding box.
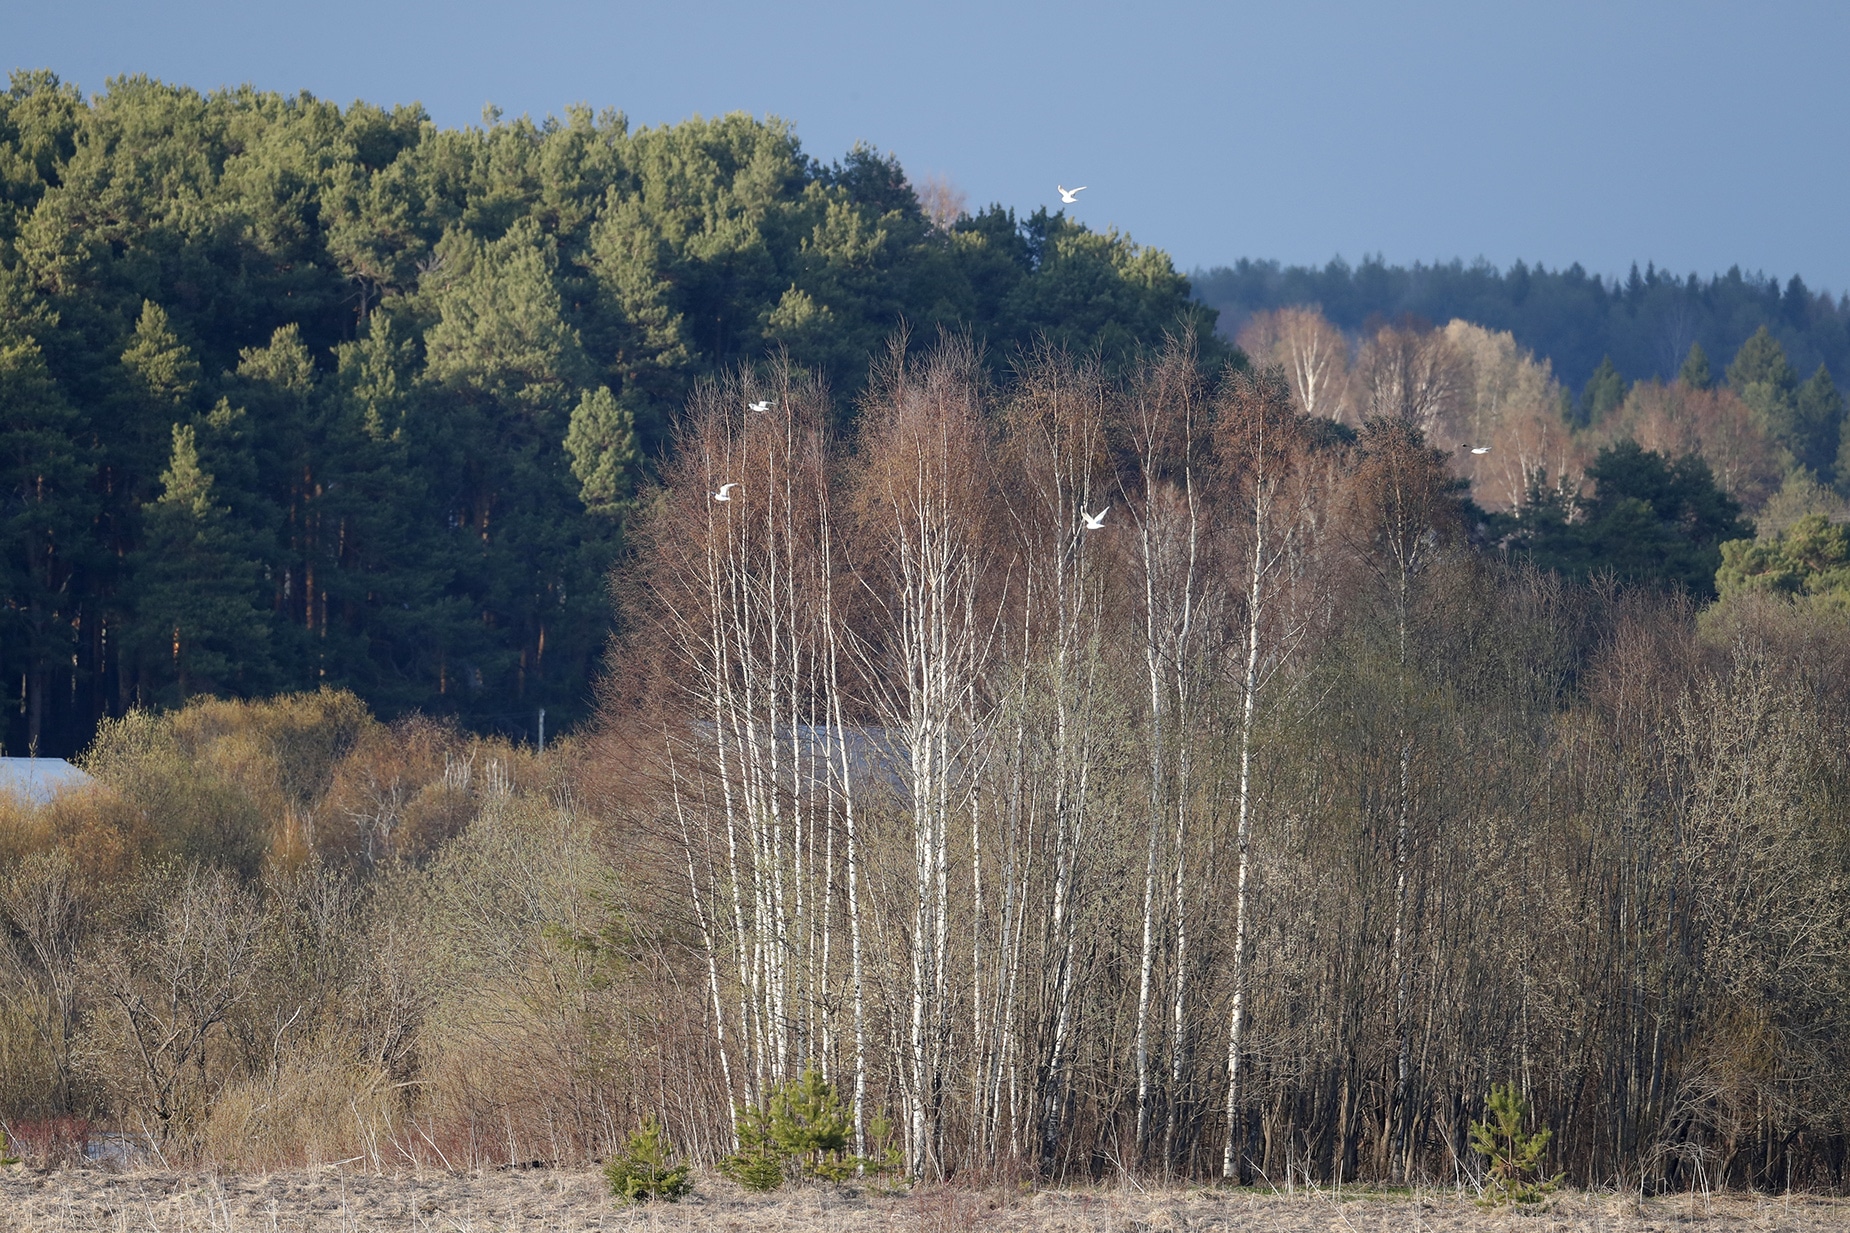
[1194,256,1849,394]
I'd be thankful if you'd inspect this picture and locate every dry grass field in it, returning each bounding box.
[3,1168,1848,1233]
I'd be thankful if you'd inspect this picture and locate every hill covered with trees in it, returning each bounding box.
[0,70,1212,757]
[1235,303,1850,602]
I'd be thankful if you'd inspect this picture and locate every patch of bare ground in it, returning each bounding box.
[2,1169,1848,1233]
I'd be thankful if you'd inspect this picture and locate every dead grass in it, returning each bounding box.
[2,1168,1847,1233]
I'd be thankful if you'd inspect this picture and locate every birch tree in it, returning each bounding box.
[848,336,1000,1179]
[1213,368,1324,1179]
[1237,307,1352,422]
[1000,345,1115,1175]
[632,365,843,1126]
[1120,339,1217,1167]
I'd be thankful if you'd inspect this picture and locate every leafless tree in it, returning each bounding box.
[1238,307,1352,422]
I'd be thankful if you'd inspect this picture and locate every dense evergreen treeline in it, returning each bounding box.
[0,69,1212,757]
[1196,255,1850,398]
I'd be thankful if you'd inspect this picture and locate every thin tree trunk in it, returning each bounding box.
[1134,506,1166,1157]
[1222,499,1264,1180]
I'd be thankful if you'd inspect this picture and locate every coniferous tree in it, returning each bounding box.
[117,302,201,476]
[1512,439,1750,597]
[98,305,212,715]
[1729,326,1806,462]
[1679,341,1713,390]
[0,328,91,753]
[229,324,324,686]
[565,385,637,517]
[1716,513,1850,603]
[321,315,457,713]
[420,219,612,726]
[1795,364,1845,479]
[123,425,271,704]
[1579,356,1626,426]
[1729,325,1800,393]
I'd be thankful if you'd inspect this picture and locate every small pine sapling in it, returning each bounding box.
[718,1105,785,1191]
[719,1069,889,1189]
[603,1114,692,1202]
[1468,1083,1561,1206]
[863,1111,903,1177]
[769,1067,855,1181]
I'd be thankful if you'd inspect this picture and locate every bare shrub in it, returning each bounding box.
[0,985,60,1119]
[78,865,262,1152]
[315,716,467,867]
[411,793,639,1166]
[0,849,93,1116]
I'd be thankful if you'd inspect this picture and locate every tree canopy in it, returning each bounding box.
[1504,439,1751,598]
[1196,256,1850,399]
[0,70,1216,755]
[1717,512,1850,606]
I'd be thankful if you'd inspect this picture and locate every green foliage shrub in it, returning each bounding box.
[603,1115,691,1202]
[1468,1083,1560,1206]
[769,1067,854,1181]
[1717,513,1850,606]
[718,1108,786,1192]
[718,1068,875,1190]
[862,1111,904,1178]
[1505,439,1751,598]
[0,1127,20,1166]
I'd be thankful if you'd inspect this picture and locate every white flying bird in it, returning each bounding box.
[1082,506,1109,530]
[1470,446,1491,455]
[713,483,739,502]
[1057,185,1086,204]
[748,400,774,412]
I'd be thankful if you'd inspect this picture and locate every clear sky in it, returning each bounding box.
[11,0,1849,292]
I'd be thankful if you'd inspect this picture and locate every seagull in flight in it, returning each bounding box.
[1082,506,1109,530]
[749,400,774,412]
[713,483,739,502]
[1469,446,1491,455]
[1057,185,1086,204]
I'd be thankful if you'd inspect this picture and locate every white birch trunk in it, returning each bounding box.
[1221,505,1264,1179]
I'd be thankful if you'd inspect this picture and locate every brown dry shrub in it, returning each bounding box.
[410,794,637,1167]
[166,689,374,816]
[314,717,467,867]
[81,712,267,876]
[0,985,59,1117]
[75,865,263,1153]
[0,791,47,870]
[200,1042,400,1170]
[77,692,374,876]
[5,767,204,886]
[396,782,475,861]
[38,786,153,884]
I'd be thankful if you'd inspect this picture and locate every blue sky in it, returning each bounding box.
[11,0,1849,292]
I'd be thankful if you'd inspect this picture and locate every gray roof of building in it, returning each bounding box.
[0,757,95,805]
